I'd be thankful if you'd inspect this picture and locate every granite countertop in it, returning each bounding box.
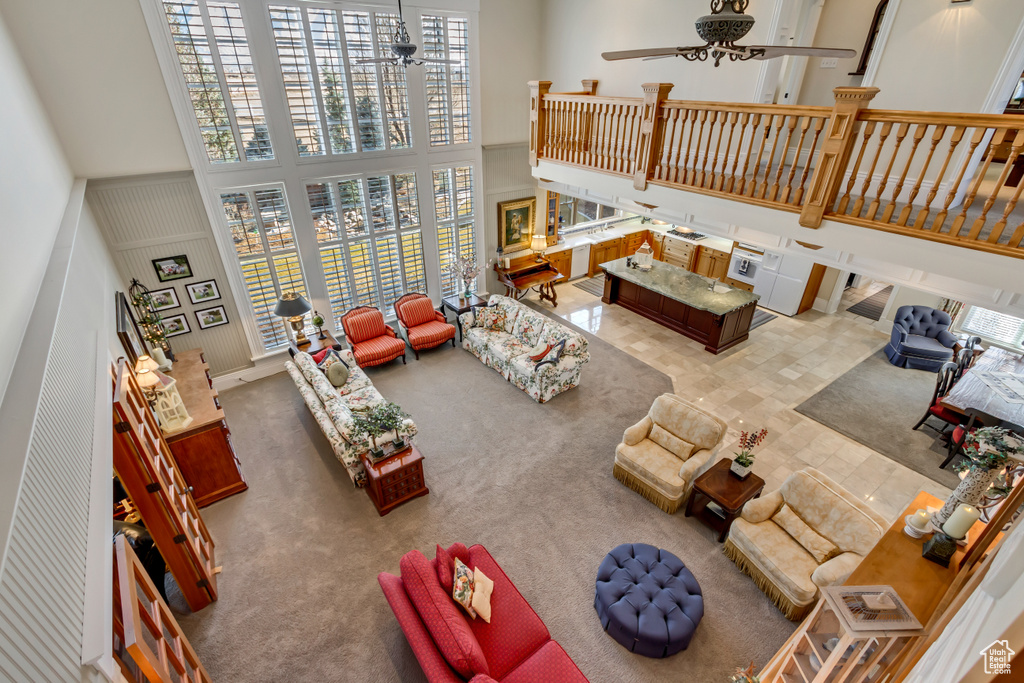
[600,257,759,315]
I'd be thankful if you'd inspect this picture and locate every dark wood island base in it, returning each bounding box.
[602,267,758,354]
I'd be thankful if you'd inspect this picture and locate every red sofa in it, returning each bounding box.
[378,543,588,682]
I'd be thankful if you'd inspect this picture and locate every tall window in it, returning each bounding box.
[163,0,272,163]
[433,166,476,296]
[220,187,309,349]
[961,307,1024,348]
[422,15,471,146]
[308,173,426,320]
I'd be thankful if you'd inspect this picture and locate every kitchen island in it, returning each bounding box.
[601,257,760,354]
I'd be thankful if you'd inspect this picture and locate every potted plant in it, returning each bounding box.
[312,310,326,340]
[933,426,1024,528]
[375,401,410,449]
[352,402,410,461]
[351,410,388,461]
[731,428,768,479]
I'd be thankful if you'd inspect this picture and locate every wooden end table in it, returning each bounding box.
[360,442,429,516]
[290,329,341,357]
[685,458,765,542]
[441,294,487,341]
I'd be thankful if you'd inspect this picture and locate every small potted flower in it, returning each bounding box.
[731,428,768,479]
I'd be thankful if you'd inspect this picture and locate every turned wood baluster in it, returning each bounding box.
[659,109,678,181]
[1008,217,1024,248]
[709,111,729,190]
[625,105,639,176]
[700,110,721,188]
[950,128,1007,237]
[771,116,799,202]
[726,113,750,195]
[737,113,762,196]
[681,110,698,185]
[793,117,826,206]
[668,109,686,183]
[881,123,928,223]
[758,114,787,199]
[552,101,562,161]
[747,114,773,197]
[852,122,892,217]
[608,104,621,172]
[690,110,708,186]
[584,101,596,167]
[716,112,739,192]
[991,166,1024,245]
[915,126,964,229]
[837,121,875,214]
[782,117,812,204]
[931,127,984,233]
[594,103,607,169]
[898,125,947,226]
[865,122,909,220]
[971,129,1024,242]
[567,101,579,165]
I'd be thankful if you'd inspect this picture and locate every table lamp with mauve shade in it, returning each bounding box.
[274,292,312,344]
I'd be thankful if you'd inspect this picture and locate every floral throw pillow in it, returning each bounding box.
[317,349,348,373]
[475,306,505,331]
[452,557,477,618]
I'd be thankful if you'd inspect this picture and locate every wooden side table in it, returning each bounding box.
[685,458,765,542]
[289,329,341,357]
[360,442,429,516]
[441,294,487,341]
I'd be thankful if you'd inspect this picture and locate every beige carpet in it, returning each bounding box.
[173,310,796,682]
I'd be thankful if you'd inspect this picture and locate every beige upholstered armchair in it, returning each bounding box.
[724,468,887,621]
[614,394,728,514]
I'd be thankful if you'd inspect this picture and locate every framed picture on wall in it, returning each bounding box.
[497,197,537,253]
[186,279,221,304]
[152,254,193,282]
[195,305,229,330]
[116,291,145,365]
[161,314,191,338]
[149,287,180,312]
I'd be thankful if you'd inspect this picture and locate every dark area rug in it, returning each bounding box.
[750,308,778,331]
[173,306,796,682]
[846,284,893,321]
[573,275,605,298]
[794,350,961,487]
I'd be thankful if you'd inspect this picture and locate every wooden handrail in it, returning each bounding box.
[529,80,1024,259]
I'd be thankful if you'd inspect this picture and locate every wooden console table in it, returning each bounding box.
[494,260,561,306]
[163,349,247,507]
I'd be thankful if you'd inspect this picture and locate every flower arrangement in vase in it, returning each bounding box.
[444,252,481,299]
[731,428,768,479]
[933,426,1024,528]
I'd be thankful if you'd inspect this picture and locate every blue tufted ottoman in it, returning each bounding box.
[594,543,704,658]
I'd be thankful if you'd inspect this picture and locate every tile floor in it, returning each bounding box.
[532,279,952,523]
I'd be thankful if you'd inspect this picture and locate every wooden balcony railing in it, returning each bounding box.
[529,80,1024,259]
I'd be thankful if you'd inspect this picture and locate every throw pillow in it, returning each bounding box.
[533,339,566,369]
[649,425,696,460]
[311,348,330,364]
[528,342,553,362]
[326,361,349,388]
[773,504,839,564]
[453,557,477,618]
[435,543,471,591]
[399,550,490,678]
[475,306,505,331]
[317,349,348,373]
[471,567,494,624]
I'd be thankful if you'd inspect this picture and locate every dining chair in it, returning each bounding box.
[954,348,974,381]
[941,408,1023,469]
[912,361,961,434]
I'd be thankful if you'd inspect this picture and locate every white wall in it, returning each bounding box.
[538,0,772,101]
[871,0,1024,112]
[797,0,877,107]
[479,0,543,145]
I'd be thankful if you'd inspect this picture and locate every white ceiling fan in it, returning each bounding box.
[602,0,856,67]
[355,0,459,68]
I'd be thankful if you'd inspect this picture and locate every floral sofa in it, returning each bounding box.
[285,349,416,487]
[459,295,590,403]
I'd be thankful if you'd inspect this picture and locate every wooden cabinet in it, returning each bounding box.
[546,248,572,283]
[649,232,665,261]
[622,230,648,256]
[589,236,623,276]
[544,191,560,246]
[661,236,696,271]
[163,349,247,508]
[724,276,755,293]
[693,246,730,280]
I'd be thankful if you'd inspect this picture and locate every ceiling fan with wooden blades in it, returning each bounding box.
[602,0,856,67]
[355,0,459,67]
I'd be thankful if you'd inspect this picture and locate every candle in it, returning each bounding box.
[942,504,981,540]
[909,509,930,531]
[503,257,510,269]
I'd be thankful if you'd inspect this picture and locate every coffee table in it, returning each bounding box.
[684,458,765,542]
[360,442,428,516]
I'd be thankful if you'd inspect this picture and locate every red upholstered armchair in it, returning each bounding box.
[340,306,407,367]
[394,293,456,360]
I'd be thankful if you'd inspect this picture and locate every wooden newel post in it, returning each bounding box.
[529,80,552,167]
[633,83,673,191]
[580,79,599,96]
[799,86,879,228]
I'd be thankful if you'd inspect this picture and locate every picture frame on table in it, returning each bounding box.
[116,291,146,366]
[149,287,180,312]
[497,197,536,253]
[195,305,229,330]
[186,279,221,304]
[152,254,193,282]
[161,314,191,338]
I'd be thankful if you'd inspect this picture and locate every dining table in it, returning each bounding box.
[942,346,1024,426]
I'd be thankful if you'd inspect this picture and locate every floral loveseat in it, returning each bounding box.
[459,295,590,403]
[285,349,416,487]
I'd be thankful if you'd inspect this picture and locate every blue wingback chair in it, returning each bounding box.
[884,305,957,372]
